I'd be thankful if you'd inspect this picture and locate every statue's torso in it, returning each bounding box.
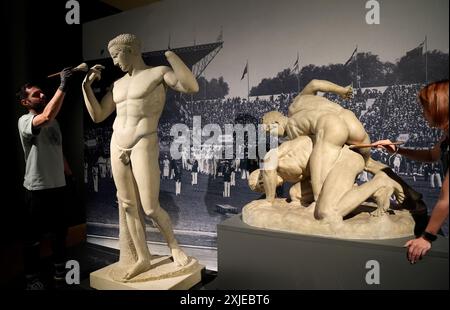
[286,94,344,139]
[112,67,166,148]
[277,136,313,182]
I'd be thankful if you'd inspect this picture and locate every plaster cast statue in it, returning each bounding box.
[242,80,422,239]
[262,79,424,208]
[249,135,405,224]
[244,129,415,239]
[82,34,199,281]
[263,80,377,201]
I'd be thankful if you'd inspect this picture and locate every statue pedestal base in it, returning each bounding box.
[90,256,204,290]
[243,199,415,239]
[216,214,448,289]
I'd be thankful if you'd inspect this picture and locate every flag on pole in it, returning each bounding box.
[217,27,223,42]
[425,36,428,83]
[241,62,248,80]
[168,32,172,50]
[344,46,358,66]
[406,39,425,57]
[292,52,299,72]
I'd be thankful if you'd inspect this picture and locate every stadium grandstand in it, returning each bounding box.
[84,36,224,146]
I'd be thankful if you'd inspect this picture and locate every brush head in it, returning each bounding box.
[73,62,88,72]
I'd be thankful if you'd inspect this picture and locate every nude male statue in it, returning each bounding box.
[249,134,404,223]
[82,34,199,280]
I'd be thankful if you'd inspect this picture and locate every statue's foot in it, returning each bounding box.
[384,176,405,204]
[261,199,275,207]
[374,172,405,203]
[172,248,189,266]
[372,186,392,217]
[371,205,387,217]
[388,178,405,204]
[322,215,343,227]
[123,259,152,280]
[306,201,316,213]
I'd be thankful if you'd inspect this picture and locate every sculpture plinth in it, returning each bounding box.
[90,256,204,290]
[243,199,415,239]
[216,215,448,290]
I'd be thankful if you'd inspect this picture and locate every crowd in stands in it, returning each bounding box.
[84,83,446,188]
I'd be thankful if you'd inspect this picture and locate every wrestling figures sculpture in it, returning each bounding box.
[244,80,419,239]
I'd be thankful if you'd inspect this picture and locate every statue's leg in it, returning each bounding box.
[346,105,424,209]
[131,135,189,267]
[289,182,301,202]
[111,139,152,280]
[310,114,349,201]
[366,157,425,213]
[314,149,364,222]
[341,109,372,161]
[316,150,404,221]
[262,147,285,202]
[299,180,314,205]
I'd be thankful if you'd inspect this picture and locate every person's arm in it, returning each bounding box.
[82,65,116,123]
[33,68,72,128]
[373,139,441,162]
[163,51,199,94]
[261,147,286,202]
[405,171,449,263]
[300,79,353,99]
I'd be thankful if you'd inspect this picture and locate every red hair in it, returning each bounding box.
[418,80,449,128]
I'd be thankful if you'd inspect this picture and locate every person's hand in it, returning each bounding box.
[372,139,397,153]
[404,237,431,264]
[340,85,354,99]
[83,64,105,86]
[59,67,73,92]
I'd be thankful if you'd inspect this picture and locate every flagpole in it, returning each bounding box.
[425,36,428,84]
[355,45,360,89]
[297,51,300,93]
[193,25,196,46]
[247,60,250,103]
[168,31,171,50]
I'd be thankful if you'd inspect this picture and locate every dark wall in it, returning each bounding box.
[2,0,120,287]
[4,0,120,239]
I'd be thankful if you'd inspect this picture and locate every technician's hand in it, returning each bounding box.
[373,139,397,153]
[59,67,73,92]
[84,64,105,86]
[404,237,431,264]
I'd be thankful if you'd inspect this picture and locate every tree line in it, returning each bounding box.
[191,50,448,99]
[250,50,449,96]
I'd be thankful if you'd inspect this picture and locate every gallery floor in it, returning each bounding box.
[66,238,218,290]
[2,239,217,290]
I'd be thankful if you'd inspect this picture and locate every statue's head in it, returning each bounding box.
[107,34,141,72]
[248,169,283,193]
[262,111,288,136]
